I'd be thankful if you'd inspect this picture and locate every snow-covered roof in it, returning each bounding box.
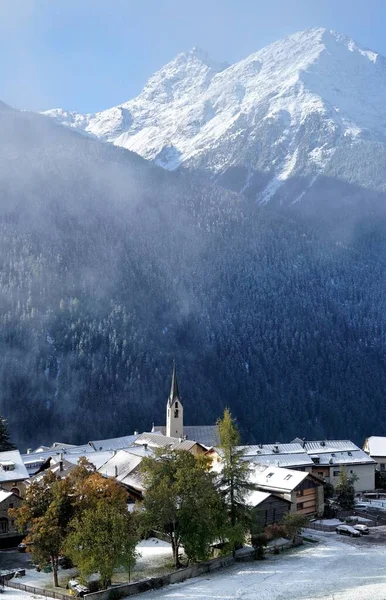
[245,490,271,507]
[244,453,314,468]
[98,450,143,480]
[363,436,386,457]
[292,439,376,466]
[63,450,114,470]
[250,466,309,493]
[240,443,306,456]
[0,450,29,483]
[239,443,314,468]
[135,432,181,448]
[89,434,140,452]
[0,490,13,503]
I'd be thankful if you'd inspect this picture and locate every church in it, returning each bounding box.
[151,363,220,448]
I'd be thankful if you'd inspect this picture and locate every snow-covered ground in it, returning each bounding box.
[125,532,386,600]
[2,589,45,599]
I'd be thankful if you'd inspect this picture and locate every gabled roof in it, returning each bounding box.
[134,432,181,448]
[59,450,115,470]
[239,443,314,469]
[250,465,309,493]
[292,439,376,466]
[245,489,291,508]
[363,436,386,457]
[0,489,13,503]
[98,450,143,480]
[0,450,29,483]
[89,434,140,452]
[148,426,219,448]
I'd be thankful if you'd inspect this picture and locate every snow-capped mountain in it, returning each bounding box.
[45,28,386,203]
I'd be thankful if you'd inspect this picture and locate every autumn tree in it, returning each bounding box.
[141,449,226,567]
[11,457,136,589]
[10,471,73,587]
[217,408,253,556]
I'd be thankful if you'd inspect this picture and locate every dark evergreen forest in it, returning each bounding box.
[1,103,386,449]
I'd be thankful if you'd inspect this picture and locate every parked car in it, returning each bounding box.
[353,524,369,534]
[336,524,361,537]
[67,579,90,598]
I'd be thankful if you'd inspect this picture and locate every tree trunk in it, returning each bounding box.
[51,556,59,588]
[171,536,180,568]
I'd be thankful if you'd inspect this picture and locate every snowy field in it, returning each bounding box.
[125,531,386,600]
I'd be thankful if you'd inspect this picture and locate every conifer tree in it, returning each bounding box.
[0,415,15,451]
[217,408,253,556]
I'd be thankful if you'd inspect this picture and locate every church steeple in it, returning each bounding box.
[166,361,183,438]
[168,361,180,406]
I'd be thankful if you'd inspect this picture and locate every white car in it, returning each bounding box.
[353,524,369,534]
[336,524,361,537]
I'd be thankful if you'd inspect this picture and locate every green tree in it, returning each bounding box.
[65,502,138,589]
[217,408,252,556]
[0,415,15,451]
[282,512,309,544]
[334,470,356,510]
[141,450,226,567]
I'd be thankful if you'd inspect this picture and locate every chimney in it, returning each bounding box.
[115,465,118,477]
[59,452,63,472]
[134,430,139,435]
[26,448,32,455]
[144,443,148,451]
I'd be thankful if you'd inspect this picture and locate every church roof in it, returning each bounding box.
[152,425,219,448]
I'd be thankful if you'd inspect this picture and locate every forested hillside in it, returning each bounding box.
[1,102,386,449]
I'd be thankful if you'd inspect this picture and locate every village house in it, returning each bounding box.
[292,439,376,492]
[363,436,386,471]
[0,450,29,498]
[246,489,291,529]
[0,489,23,547]
[250,465,324,517]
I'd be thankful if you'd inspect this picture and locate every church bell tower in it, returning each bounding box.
[166,362,183,438]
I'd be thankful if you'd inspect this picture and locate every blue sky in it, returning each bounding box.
[1,0,385,113]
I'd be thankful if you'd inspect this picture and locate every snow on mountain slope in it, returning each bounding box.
[44,28,386,202]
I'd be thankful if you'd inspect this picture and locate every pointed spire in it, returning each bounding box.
[168,361,180,406]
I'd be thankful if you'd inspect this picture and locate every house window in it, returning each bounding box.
[11,487,20,496]
[296,489,304,497]
[381,464,386,472]
[318,472,324,477]
[9,503,13,509]
[333,470,340,477]
[266,473,274,478]
[297,503,304,510]
[175,402,178,409]
[174,409,179,418]
[0,518,8,534]
[284,474,292,480]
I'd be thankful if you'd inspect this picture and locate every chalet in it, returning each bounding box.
[0,489,23,547]
[152,363,220,447]
[292,439,376,492]
[246,489,291,529]
[363,436,386,472]
[250,465,324,517]
[0,450,29,498]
